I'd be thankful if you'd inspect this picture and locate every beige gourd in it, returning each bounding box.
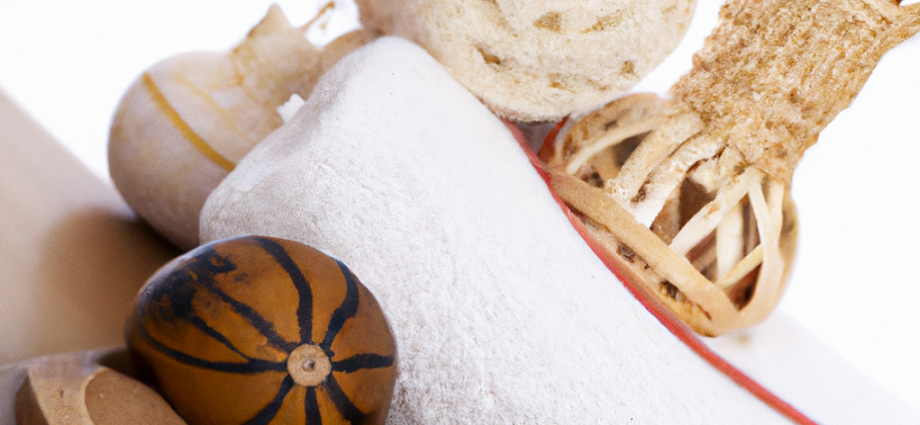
[108,4,370,249]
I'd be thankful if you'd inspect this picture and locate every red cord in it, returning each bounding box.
[504,121,819,425]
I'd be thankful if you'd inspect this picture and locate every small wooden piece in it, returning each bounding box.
[10,349,185,425]
[125,235,398,425]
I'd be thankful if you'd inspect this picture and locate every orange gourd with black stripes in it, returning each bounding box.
[125,235,397,425]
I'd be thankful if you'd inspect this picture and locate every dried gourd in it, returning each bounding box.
[109,5,371,249]
[125,235,397,424]
[541,0,920,336]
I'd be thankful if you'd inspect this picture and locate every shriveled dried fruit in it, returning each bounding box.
[541,0,920,335]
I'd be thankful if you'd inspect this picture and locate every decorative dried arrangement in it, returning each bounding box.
[541,0,920,336]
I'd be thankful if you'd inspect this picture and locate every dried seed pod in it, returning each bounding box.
[14,349,186,425]
[542,0,920,335]
[108,4,372,250]
[125,235,398,425]
[355,0,696,122]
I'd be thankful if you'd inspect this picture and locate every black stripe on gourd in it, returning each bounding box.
[125,235,397,425]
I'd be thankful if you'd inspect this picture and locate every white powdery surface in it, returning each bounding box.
[200,37,790,424]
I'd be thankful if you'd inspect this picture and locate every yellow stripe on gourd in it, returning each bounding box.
[141,72,236,172]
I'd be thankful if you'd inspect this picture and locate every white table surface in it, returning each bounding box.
[2,0,919,412]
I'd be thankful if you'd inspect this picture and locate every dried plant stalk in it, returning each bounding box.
[542,0,920,335]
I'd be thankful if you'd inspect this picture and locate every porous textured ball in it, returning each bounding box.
[355,0,696,122]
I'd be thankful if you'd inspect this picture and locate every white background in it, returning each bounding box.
[2,0,919,412]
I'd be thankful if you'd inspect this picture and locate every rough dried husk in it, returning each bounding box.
[542,0,920,335]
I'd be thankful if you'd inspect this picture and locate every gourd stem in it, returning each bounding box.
[299,1,336,33]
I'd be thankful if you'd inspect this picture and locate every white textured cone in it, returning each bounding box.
[200,37,791,423]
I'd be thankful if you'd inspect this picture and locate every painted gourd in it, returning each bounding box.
[125,235,397,425]
[108,5,371,250]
